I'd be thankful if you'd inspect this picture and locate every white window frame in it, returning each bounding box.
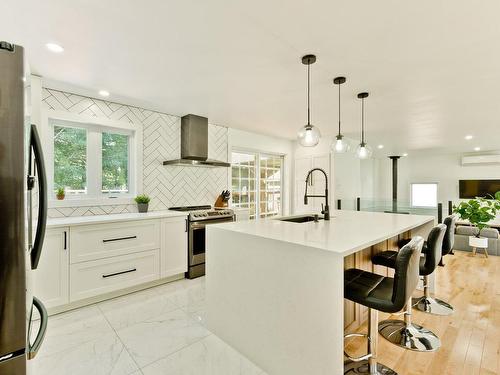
[42,109,143,207]
[231,148,285,219]
[410,182,438,208]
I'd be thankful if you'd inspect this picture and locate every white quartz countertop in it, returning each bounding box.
[209,210,434,256]
[47,210,187,228]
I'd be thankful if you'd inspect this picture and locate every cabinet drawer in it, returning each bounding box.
[70,249,160,302]
[70,220,160,263]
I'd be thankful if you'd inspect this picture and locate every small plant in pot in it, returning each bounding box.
[453,191,500,248]
[56,187,65,200]
[134,194,151,213]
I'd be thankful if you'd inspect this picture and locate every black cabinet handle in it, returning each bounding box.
[102,268,137,278]
[102,235,137,243]
[185,218,188,232]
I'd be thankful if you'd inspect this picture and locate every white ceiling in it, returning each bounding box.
[2,0,500,155]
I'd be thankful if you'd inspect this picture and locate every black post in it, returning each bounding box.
[448,200,453,215]
[389,156,400,213]
[356,197,361,211]
[437,203,443,223]
[337,199,341,210]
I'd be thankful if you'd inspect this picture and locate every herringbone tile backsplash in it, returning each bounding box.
[44,88,228,218]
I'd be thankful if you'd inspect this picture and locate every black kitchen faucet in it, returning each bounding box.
[304,168,330,220]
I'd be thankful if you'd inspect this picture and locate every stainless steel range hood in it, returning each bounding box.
[163,114,230,168]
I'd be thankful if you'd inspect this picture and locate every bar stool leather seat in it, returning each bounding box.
[371,251,427,271]
[344,270,399,314]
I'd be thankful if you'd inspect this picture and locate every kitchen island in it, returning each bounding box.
[206,210,434,375]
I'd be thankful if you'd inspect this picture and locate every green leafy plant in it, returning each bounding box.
[453,191,500,237]
[134,194,151,204]
[56,187,65,196]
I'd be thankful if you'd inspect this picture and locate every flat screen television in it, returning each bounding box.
[459,179,500,199]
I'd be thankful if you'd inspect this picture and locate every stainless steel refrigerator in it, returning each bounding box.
[0,41,48,374]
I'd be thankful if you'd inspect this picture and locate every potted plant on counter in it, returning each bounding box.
[453,191,500,249]
[56,187,65,200]
[135,194,151,213]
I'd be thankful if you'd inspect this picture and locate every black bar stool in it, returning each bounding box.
[438,215,456,266]
[371,224,445,352]
[344,237,424,375]
[413,216,455,315]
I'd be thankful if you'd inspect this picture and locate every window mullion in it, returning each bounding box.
[255,152,260,217]
[86,130,102,199]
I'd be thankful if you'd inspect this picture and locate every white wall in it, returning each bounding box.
[374,153,500,204]
[31,76,295,217]
[332,138,376,209]
[228,128,294,215]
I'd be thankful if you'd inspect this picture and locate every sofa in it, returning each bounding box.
[454,226,499,256]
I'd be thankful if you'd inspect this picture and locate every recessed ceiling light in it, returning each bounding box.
[474,147,481,151]
[377,145,384,149]
[45,43,64,53]
[402,153,408,157]
[99,90,110,97]
[464,135,473,140]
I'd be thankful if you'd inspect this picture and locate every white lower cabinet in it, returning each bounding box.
[70,249,160,301]
[33,227,69,309]
[37,215,188,311]
[70,219,160,263]
[161,217,188,278]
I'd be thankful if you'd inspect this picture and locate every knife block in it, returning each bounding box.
[214,195,228,208]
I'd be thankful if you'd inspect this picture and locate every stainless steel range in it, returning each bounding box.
[169,205,234,279]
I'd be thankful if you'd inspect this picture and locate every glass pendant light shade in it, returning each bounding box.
[298,124,321,147]
[356,92,371,159]
[332,76,349,154]
[355,142,372,159]
[332,134,350,153]
[297,54,320,147]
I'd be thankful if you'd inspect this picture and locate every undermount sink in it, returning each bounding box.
[278,215,323,223]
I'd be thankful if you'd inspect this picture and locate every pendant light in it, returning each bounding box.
[297,54,321,147]
[356,92,372,159]
[332,76,350,153]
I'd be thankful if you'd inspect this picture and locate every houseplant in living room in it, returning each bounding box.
[56,187,65,200]
[453,191,500,251]
[134,194,151,213]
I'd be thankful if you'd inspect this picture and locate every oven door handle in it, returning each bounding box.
[190,219,233,229]
[190,223,207,230]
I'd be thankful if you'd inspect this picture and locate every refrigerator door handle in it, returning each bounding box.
[30,124,47,270]
[27,297,48,360]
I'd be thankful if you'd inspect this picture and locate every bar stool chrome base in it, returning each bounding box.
[344,360,397,374]
[378,319,441,352]
[412,296,453,316]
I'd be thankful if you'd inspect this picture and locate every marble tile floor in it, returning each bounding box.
[32,277,266,375]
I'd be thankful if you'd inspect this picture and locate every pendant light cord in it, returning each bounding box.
[361,97,365,144]
[338,82,341,136]
[307,61,311,125]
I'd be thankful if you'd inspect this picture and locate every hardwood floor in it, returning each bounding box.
[345,250,500,375]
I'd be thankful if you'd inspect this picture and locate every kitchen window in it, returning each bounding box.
[231,151,283,219]
[411,183,438,208]
[48,116,140,204]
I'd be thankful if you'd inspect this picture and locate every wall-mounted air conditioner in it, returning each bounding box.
[461,154,500,166]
